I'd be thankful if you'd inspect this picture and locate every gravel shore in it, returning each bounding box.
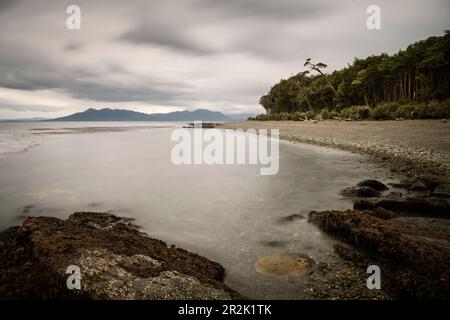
[220,120,450,178]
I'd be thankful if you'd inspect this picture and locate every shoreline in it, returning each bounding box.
[219,120,449,179]
[221,119,450,299]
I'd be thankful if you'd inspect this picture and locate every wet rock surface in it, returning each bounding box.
[254,176,450,299]
[255,254,313,278]
[347,177,450,218]
[340,179,389,198]
[356,179,389,191]
[341,186,381,198]
[0,212,243,300]
[309,204,450,298]
[308,176,450,299]
[354,197,450,218]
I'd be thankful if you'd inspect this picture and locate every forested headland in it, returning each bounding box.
[255,32,450,121]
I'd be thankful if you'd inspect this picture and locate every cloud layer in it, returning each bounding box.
[0,0,448,118]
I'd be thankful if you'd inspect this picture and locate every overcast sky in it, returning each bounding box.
[0,0,448,119]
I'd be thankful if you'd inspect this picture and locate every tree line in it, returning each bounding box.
[258,31,450,119]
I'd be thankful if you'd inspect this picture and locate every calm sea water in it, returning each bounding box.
[0,121,395,299]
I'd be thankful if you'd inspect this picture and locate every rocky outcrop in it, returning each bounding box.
[309,210,450,299]
[390,176,450,196]
[354,197,450,218]
[356,179,389,191]
[311,176,450,298]
[340,179,388,198]
[341,177,450,218]
[0,212,242,300]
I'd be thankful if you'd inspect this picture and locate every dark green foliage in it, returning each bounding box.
[340,106,372,120]
[393,104,418,119]
[258,32,450,119]
[371,103,400,120]
[413,100,450,119]
[305,110,317,120]
[252,100,449,121]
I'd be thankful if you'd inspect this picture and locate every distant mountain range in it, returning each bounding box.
[47,108,252,122]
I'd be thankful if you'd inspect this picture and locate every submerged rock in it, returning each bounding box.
[341,186,381,198]
[0,212,242,300]
[391,176,448,192]
[277,213,305,223]
[259,240,287,248]
[419,175,449,190]
[255,254,313,278]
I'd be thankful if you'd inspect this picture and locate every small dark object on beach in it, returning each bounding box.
[260,240,287,248]
[184,123,218,129]
[278,213,305,223]
[21,205,36,214]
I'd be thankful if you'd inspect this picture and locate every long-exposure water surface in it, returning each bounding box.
[0,122,395,298]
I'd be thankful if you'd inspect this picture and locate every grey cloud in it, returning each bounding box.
[0,41,191,104]
[121,22,214,55]
[0,99,65,113]
[0,0,449,118]
[199,0,334,21]
[0,43,63,90]
[0,0,19,12]
[120,20,295,59]
[64,42,83,52]
[119,0,338,57]
[70,81,189,103]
